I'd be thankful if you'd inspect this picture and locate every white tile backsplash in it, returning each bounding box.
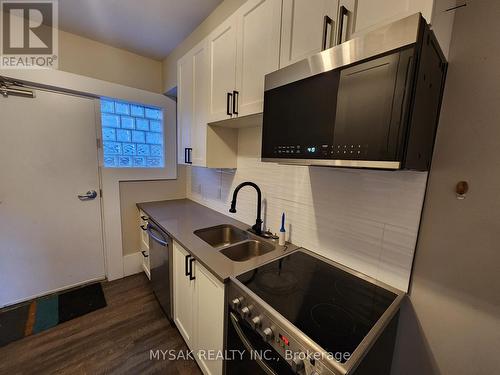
[187,126,428,291]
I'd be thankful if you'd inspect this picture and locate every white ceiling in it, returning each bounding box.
[58,0,223,60]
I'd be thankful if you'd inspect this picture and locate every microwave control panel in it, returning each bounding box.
[272,144,369,159]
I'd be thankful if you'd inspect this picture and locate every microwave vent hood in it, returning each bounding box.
[261,13,447,171]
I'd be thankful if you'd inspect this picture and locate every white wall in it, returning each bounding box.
[187,126,428,291]
[391,1,500,373]
[59,29,163,93]
[162,0,247,92]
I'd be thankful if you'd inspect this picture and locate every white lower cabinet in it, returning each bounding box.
[173,241,196,348]
[139,210,150,279]
[193,262,225,375]
[173,241,225,375]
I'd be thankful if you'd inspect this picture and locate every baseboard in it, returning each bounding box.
[123,252,143,277]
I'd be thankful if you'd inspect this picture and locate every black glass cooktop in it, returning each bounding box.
[236,251,397,362]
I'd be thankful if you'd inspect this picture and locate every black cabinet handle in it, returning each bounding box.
[185,254,191,276]
[141,215,148,220]
[226,92,233,116]
[140,224,148,231]
[337,6,349,45]
[184,148,192,164]
[141,250,149,258]
[322,15,334,50]
[232,90,239,115]
[189,258,196,280]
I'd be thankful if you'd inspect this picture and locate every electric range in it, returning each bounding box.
[225,249,405,375]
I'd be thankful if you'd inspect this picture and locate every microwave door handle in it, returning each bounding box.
[229,312,277,375]
[322,15,334,50]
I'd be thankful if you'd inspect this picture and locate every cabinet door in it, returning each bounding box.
[207,16,238,122]
[139,210,150,279]
[194,263,225,375]
[191,40,209,167]
[352,0,434,37]
[235,0,282,116]
[280,0,339,68]
[177,53,193,165]
[173,241,195,348]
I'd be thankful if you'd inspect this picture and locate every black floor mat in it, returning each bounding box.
[0,282,107,347]
[58,283,107,323]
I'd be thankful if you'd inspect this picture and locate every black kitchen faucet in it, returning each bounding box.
[229,181,263,236]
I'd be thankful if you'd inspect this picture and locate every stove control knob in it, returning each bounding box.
[291,354,304,373]
[261,327,274,342]
[251,315,262,329]
[240,306,252,318]
[231,297,243,310]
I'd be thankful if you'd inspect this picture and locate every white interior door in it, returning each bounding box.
[0,89,105,308]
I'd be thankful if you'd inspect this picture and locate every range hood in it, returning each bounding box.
[261,14,448,171]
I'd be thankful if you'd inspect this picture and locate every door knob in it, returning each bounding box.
[78,190,98,200]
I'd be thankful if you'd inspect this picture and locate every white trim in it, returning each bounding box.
[123,252,144,277]
[0,68,178,282]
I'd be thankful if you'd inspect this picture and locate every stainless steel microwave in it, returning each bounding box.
[261,14,447,171]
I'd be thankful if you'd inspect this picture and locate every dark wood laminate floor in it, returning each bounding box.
[0,274,202,375]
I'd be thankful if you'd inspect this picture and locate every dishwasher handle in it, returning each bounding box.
[146,224,168,247]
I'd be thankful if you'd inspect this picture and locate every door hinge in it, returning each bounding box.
[96,138,102,148]
[99,189,103,197]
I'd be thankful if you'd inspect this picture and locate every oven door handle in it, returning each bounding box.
[229,312,277,375]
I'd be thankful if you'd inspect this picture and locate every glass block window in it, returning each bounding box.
[100,98,164,168]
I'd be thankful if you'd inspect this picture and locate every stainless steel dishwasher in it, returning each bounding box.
[146,220,173,320]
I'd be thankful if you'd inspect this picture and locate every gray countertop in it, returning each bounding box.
[137,199,298,282]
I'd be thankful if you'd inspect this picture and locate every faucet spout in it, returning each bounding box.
[229,181,262,235]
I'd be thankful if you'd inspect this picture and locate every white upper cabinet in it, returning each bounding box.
[191,40,209,166]
[177,52,193,165]
[207,17,238,123]
[352,0,432,36]
[280,0,339,68]
[347,0,454,57]
[235,0,282,115]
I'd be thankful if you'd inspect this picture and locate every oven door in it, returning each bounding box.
[225,309,295,375]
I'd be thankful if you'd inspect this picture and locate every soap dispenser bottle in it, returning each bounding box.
[279,212,286,246]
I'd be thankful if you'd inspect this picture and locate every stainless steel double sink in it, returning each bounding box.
[194,224,275,262]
